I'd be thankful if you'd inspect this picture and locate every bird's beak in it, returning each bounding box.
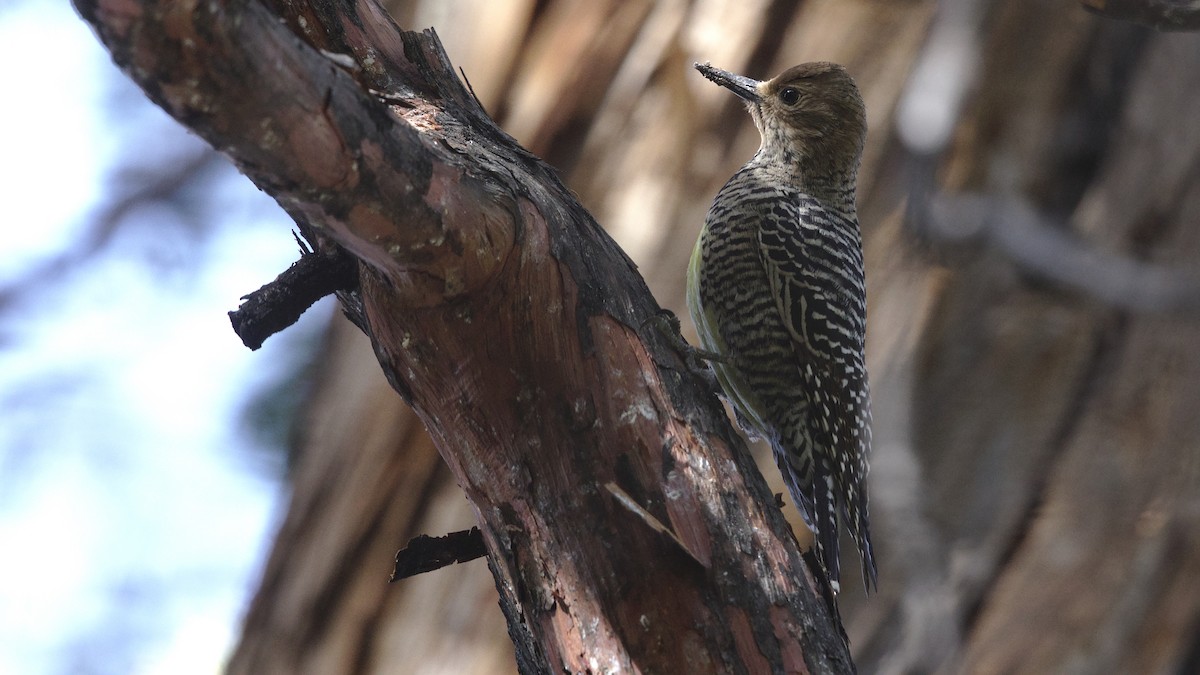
[695,63,762,103]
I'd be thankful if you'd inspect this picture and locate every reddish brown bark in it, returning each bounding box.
[74,0,853,672]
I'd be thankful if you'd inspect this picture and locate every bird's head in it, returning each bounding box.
[696,62,866,180]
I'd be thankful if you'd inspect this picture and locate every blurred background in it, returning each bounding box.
[6,0,1200,673]
[0,1,330,672]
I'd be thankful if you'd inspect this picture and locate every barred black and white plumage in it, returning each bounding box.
[688,61,876,593]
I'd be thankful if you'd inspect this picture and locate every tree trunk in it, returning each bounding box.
[77,0,857,672]
[77,0,1200,673]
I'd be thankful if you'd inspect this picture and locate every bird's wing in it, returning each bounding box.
[757,195,877,589]
[756,196,866,374]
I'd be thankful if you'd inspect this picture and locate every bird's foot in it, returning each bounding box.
[644,310,725,387]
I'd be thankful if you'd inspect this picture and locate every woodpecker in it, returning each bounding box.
[687,62,876,593]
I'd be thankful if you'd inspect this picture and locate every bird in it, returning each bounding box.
[687,61,876,594]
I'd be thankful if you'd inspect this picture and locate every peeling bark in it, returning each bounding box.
[75,0,854,672]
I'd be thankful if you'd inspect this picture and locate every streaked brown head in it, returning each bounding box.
[696,62,866,178]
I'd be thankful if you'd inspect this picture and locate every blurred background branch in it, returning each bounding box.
[1082,0,1200,30]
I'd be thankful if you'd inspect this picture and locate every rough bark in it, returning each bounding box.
[76,0,855,673]
[251,2,1200,674]
[78,0,1200,673]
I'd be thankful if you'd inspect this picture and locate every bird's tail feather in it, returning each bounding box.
[812,468,843,593]
[775,448,843,593]
[776,444,879,594]
[846,493,877,592]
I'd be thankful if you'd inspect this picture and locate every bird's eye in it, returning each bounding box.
[779,87,800,105]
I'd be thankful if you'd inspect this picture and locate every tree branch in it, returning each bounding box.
[228,239,359,350]
[391,527,488,581]
[75,0,852,671]
[1081,0,1200,30]
[914,187,1200,314]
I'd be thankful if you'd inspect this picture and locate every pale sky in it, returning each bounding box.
[0,2,330,673]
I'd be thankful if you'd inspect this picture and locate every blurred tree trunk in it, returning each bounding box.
[208,0,1197,673]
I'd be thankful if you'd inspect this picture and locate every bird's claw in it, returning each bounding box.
[644,310,725,389]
